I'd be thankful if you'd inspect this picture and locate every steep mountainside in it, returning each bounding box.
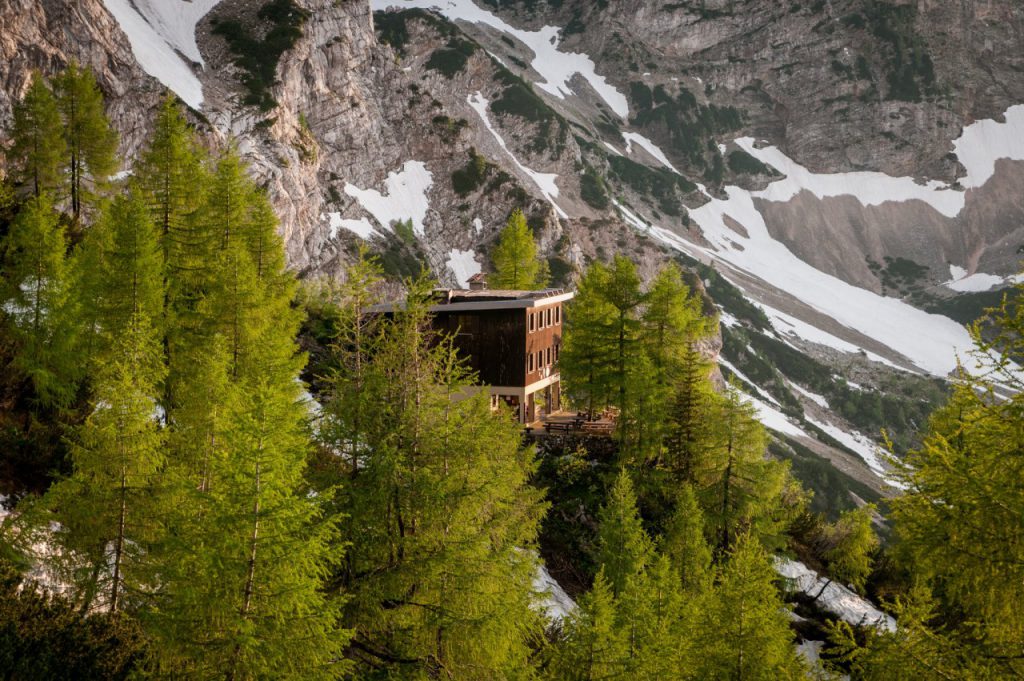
[1,0,1022,508]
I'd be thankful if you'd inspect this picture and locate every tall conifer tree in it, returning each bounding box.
[8,73,65,197]
[489,209,547,290]
[53,62,118,220]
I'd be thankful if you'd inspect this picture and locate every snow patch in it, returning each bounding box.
[446,249,481,288]
[806,417,888,478]
[791,383,829,409]
[776,558,896,632]
[472,217,484,234]
[101,0,218,109]
[602,141,624,156]
[468,92,566,218]
[344,161,433,237]
[372,0,629,117]
[736,137,965,218]
[952,104,1024,189]
[942,263,1018,293]
[622,132,680,173]
[533,563,577,623]
[325,212,380,240]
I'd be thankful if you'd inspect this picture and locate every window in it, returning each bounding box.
[554,344,559,361]
[528,353,534,372]
[537,351,543,370]
[546,347,551,366]
[547,308,552,326]
[538,309,544,329]
[529,312,535,332]
[555,306,561,324]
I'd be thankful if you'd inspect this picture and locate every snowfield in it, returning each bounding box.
[468,92,567,218]
[371,0,629,118]
[446,249,482,288]
[952,104,1024,189]
[344,161,434,237]
[101,0,220,109]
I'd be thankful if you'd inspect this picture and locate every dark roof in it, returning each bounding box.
[431,288,567,304]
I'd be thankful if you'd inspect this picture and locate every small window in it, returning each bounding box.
[554,344,559,361]
[547,308,552,326]
[529,312,535,332]
[546,347,552,366]
[555,306,561,324]
[528,354,534,372]
[538,309,544,329]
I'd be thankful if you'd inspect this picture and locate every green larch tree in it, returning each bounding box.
[660,483,712,592]
[559,261,616,416]
[550,568,628,681]
[45,311,166,614]
[692,536,805,680]
[332,277,546,678]
[53,62,118,220]
[596,469,653,597]
[0,194,75,405]
[819,505,878,595]
[616,555,689,679]
[489,208,548,290]
[7,72,66,197]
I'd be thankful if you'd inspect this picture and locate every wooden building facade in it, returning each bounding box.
[420,288,574,423]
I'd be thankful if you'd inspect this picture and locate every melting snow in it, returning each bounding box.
[472,217,484,234]
[602,141,624,156]
[371,0,629,118]
[943,264,1017,293]
[806,417,892,482]
[791,383,829,409]
[533,563,577,623]
[736,137,966,218]
[101,0,219,109]
[468,92,567,218]
[622,132,680,173]
[344,161,433,237]
[776,558,896,632]
[325,212,380,240]
[952,104,1024,189]
[446,249,482,288]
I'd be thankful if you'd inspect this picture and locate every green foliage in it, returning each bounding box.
[596,470,653,595]
[321,274,547,677]
[425,37,476,78]
[373,8,458,54]
[212,0,310,111]
[53,62,118,220]
[7,72,65,197]
[489,208,548,290]
[0,194,75,406]
[727,149,776,175]
[691,537,805,679]
[608,155,695,216]
[550,568,628,680]
[451,147,489,196]
[628,82,744,182]
[841,2,937,101]
[821,505,878,593]
[580,166,610,210]
[0,559,150,680]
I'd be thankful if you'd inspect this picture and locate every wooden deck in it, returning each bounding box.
[523,410,616,437]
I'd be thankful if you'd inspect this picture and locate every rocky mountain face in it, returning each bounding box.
[1,0,1022,506]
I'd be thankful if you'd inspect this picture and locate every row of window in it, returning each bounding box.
[527,344,560,373]
[528,305,561,332]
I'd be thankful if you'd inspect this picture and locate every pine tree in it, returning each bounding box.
[699,388,792,555]
[0,194,75,405]
[660,483,712,592]
[332,277,546,677]
[616,555,688,680]
[661,342,716,480]
[560,261,616,416]
[692,536,805,680]
[596,469,653,596]
[551,568,628,680]
[819,505,877,595]
[53,62,118,220]
[7,72,66,197]
[489,208,547,290]
[45,311,166,613]
[884,288,1024,674]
